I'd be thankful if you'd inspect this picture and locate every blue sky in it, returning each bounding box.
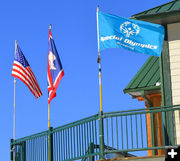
[0,0,171,160]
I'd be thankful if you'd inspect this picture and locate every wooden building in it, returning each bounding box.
[124,0,180,157]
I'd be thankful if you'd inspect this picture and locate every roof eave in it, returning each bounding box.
[124,86,161,97]
[132,10,180,25]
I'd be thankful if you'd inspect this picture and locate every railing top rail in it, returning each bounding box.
[11,113,99,145]
[103,104,180,115]
[11,104,180,145]
[53,114,98,131]
[11,130,49,145]
[53,114,99,132]
[104,106,180,118]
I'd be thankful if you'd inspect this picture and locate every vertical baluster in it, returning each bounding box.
[60,130,63,161]
[36,138,38,161]
[126,116,128,149]
[44,136,46,161]
[36,138,37,161]
[63,130,65,161]
[150,112,155,155]
[140,114,144,148]
[56,132,57,161]
[43,137,45,161]
[37,137,39,161]
[58,132,60,161]
[64,129,66,160]
[92,121,95,147]
[39,136,43,161]
[94,120,97,155]
[39,137,41,161]
[33,139,35,161]
[89,121,92,144]
[87,122,89,150]
[27,140,30,161]
[44,137,46,161]
[145,111,149,149]
[106,118,109,147]
[116,116,119,150]
[121,116,123,149]
[79,125,81,157]
[42,136,46,161]
[130,115,133,149]
[73,126,75,159]
[76,126,79,158]
[66,129,68,160]
[135,114,138,148]
[111,117,114,148]
[70,128,73,159]
[68,128,70,160]
[81,124,84,156]
[53,133,55,161]
[155,112,158,147]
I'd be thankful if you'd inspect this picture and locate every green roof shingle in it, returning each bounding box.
[123,56,161,96]
[133,0,179,18]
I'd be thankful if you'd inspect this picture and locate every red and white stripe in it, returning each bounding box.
[12,61,42,98]
[47,69,64,104]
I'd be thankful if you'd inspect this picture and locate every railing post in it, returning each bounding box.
[48,127,53,161]
[150,112,155,155]
[10,139,14,161]
[99,111,104,159]
[22,141,26,161]
[89,142,95,161]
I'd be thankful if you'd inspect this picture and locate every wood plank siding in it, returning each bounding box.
[167,22,180,144]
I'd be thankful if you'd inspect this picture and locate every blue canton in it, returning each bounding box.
[15,45,29,67]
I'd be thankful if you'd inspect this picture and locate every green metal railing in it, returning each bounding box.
[10,105,180,161]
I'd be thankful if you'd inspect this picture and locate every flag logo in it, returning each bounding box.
[12,43,42,99]
[120,21,140,37]
[49,51,57,70]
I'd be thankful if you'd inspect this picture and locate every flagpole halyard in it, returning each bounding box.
[96,6,103,112]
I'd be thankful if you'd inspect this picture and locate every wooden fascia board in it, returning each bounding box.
[123,86,161,94]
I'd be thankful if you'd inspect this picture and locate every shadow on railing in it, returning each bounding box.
[10,105,180,161]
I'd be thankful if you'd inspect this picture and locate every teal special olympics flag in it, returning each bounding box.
[98,11,165,57]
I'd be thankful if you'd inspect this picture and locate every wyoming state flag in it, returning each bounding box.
[47,26,64,104]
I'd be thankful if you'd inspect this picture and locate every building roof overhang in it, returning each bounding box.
[132,10,180,25]
[132,0,180,25]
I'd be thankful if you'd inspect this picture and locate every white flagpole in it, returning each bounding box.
[96,6,103,112]
[13,78,16,140]
[13,40,17,161]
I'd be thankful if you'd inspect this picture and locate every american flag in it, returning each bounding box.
[47,26,64,104]
[12,43,42,98]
